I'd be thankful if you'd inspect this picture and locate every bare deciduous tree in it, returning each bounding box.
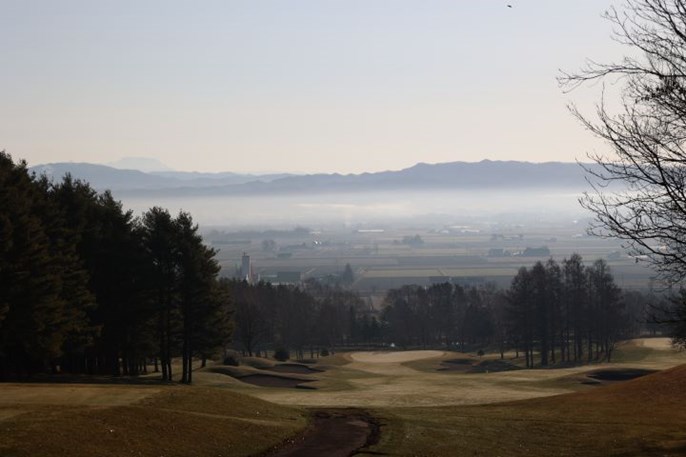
[560,0,686,284]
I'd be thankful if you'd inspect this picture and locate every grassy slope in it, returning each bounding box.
[0,385,306,457]
[370,364,686,457]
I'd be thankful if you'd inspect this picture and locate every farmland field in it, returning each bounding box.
[209,221,656,294]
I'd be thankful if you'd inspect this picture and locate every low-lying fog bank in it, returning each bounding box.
[119,189,590,228]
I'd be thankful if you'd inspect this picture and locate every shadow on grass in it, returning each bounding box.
[0,372,174,385]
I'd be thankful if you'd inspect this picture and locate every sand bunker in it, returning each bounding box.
[268,364,324,374]
[437,358,522,373]
[437,358,474,372]
[238,374,315,389]
[470,359,522,373]
[350,350,445,364]
[586,368,658,382]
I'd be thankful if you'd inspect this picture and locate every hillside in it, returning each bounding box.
[378,364,686,456]
[0,385,305,457]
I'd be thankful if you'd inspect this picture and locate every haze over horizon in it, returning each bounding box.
[2,1,621,174]
[39,155,590,176]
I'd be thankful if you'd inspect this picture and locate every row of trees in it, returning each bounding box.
[230,279,376,359]
[0,152,231,381]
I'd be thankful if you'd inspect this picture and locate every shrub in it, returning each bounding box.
[320,348,330,357]
[223,351,241,366]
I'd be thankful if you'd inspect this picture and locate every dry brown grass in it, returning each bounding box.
[0,384,160,406]
[192,341,685,412]
[244,350,579,407]
[369,365,686,456]
[0,385,305,457]
[2,340,683,456]
[349,350,446,364]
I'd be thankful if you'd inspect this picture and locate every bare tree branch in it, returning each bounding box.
[563,0,686,286]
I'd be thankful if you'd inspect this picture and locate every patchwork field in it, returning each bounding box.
[1,338,684,456]
[210,224,656,291]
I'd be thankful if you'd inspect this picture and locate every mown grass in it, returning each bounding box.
[241,356,277,369]
[0,385,306,457]
[396,350,456,372]
[611,338,674,364]
[316,352,354,367]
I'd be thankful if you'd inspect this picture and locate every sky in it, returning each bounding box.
[1,0,624,174]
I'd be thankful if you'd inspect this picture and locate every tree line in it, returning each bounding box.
[229,255,655,368]
[381,256,652,366]
[0,152,231,381]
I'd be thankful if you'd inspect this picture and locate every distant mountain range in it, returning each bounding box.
[30,162,293,191]
[30,160,596,196]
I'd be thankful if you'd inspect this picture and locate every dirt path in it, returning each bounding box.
[263,408,382,457]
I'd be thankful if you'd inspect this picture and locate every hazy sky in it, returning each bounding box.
[1,0,623,174]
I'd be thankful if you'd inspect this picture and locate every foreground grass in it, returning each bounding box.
[368,364,686,456]
[0,385,306,457]
[1,339,683,456]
